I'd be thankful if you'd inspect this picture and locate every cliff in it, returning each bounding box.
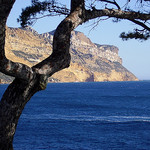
[0,26,138,83]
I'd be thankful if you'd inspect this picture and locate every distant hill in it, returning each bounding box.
[0,26,138,83]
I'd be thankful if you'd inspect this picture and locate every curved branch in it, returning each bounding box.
[128,19,150,31]
[0,0,35,82]
[33,0,85,77]
[0,59,34,81]
[85,8,150,21]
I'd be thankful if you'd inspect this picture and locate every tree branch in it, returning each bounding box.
[0,59,35,81]
[18,1,70,27]
[32,0,85,77]
[128,19,150,31]
[0,0,35,82]
[71,0,84,12]
[85,8,150,22]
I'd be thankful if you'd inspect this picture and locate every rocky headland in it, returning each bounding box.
[0,26,138,83]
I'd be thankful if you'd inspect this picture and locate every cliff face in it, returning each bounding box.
[1,26,138,83]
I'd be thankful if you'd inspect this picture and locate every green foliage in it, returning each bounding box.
[120,31,150,41]
[18,0,150,41]
[17,0,69,27]
[18,0,49,27]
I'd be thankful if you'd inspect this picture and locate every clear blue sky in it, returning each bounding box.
[7,0,150,80]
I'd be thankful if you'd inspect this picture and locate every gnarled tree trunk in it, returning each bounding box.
[0,0,85,149]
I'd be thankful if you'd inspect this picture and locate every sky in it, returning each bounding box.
[6,0,150,80]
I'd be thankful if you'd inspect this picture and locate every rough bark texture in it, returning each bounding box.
[85,8,150,23]
[0,0,85,149]
[0,0,150,149]
[0,78,39,149]
[0,0,34,81]
[71,0,84,12]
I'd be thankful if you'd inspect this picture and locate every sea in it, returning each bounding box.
[1,81,150,150]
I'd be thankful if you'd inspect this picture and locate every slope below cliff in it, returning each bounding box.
[1,26,138,83]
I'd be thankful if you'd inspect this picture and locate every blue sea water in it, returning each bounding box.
[1,81,150,150]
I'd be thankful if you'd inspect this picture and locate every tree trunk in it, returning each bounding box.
[0,76,45,150]
[0,0,85,149]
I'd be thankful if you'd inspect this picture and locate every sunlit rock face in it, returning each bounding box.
[1,26,138,83]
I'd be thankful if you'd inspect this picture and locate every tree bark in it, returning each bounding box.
[0,77,45,150]
[0,0,86,149]
[71,0,84,12]
[84,8,150,22]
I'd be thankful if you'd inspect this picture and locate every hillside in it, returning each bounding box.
[0,26,138,83]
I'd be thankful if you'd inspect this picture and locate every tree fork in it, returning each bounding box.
[0,1,86,148]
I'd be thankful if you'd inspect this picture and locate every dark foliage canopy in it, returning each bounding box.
[18,0,150,41]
